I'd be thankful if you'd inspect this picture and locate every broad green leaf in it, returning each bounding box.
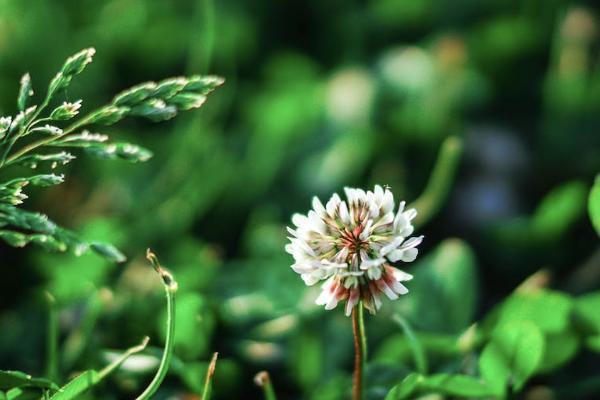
[538,331,579,372]
[384,373,421,400]
[574,291,600,352]
[480,321,545,395]
[49,370,97,400]
[422,373,495,397]
[531,181,587,241]
[486,289,573,335]
[375,332,460,365]
[5,387,41,400]
[160,292,214,360]
[589,175,600,236]
[399,239,478,333]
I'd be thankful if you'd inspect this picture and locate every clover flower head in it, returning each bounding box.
[286,185,423,316]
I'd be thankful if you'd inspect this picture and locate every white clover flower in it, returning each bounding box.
[286,185,423,316]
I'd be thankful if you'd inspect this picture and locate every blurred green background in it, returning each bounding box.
[1,0,599,399]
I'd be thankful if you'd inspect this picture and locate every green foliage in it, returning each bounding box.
[590,175,600,236]
[399,239,478,333]
[1,2,599,400]
[480,321,545,396]
[0,48,223,261]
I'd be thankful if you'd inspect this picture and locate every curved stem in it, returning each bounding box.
[135,250,178,400]
[255,371,277,400]
[352,303,367,400]
[409,135,463,229]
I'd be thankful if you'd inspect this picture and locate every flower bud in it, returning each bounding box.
[50,100,82,120]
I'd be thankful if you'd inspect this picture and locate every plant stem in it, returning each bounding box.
[135,250,178,400]
[201,352,219,400]
[45,292,59,383]
[352,302,367,400]
[409,135,463,229]
[254,371,277,400]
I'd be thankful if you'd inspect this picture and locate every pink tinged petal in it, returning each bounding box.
[315,279,335,305]
[384,272,409,295]
[345,288,360,316]
[375,278,398,300]
[368,283,383,310]
[389,267,413,281]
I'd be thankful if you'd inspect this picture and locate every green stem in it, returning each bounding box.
[409,135,463,229]
[96,336,150,381]
[352,302,367,400]
[135,250,178,400]
[201,352,219,400]
[5,116,88,166]
[45,292,59,383]
[254,371,277,400]
[392,314,427,375]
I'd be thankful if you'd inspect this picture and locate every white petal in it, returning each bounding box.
[375,279,398,300]
[312,196,327,216]
[292,213,309,228]
[400,248,418,262]
[392,268,413,281]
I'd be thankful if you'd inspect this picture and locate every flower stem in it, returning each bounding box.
[45,292,59,383]
[254,371,277,400]
[135,250,178,400]
[352,302,367,400]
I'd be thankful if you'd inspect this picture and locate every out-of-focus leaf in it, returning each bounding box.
[485,289,573,335]
[589,175,600,236]
[398,238,478,333]
[160,292,214,360]
[385,373,421,400]
[421,374,495,397]
[480,321,545,395]
[0,370,58,391]
[531,181,587,241]
[375,332,461,365]
[574,291,600,352]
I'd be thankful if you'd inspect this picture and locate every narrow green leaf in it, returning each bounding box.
[90,242,126,263]
[589,175,600,236]
[201,353,218,400]
[49,337,149,400]
[0,371,58,391]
